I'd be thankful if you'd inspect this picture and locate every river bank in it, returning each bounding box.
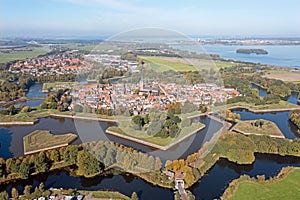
[106,125,205,151]
[1,102,300,198]
[221,166,300,200]
[0,120,39,126]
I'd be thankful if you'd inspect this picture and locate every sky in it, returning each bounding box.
[0,0,300,38]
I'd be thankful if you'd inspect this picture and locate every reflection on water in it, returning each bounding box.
[2,154,300,200]
[0,115,223,162]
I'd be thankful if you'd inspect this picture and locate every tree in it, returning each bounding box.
[252,89,259,97]
[40,102,48,109]
[123,153,136,170]
[33,186,42,198]
[0,191,9,200]
[104,148,116,167]
[165,160,173,171]
[73,104,83,112]
[167,107,175,116]
[77,150,102,177]
[259,120,264,128]
[169,124,180,138]
[63,146,79,164]
[0,158,5,177]
[50,149,60,162]
[160,128,169,138]
[34,152,49,173]
[8,105,16,115]
[154,157,162,170]
[132,115,143,127]
[131,192,139,200]
[11,187,18,199]
[23,185,32,198]
[21,106,31,113]
[147,121,163,136]
[38,182,45,193]
[19,162,30,179]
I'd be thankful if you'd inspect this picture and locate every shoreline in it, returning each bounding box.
[231,127,285,139]
[49,113,117,123]
[106,125,206,151]
[227,106,300,113]
[0,119,39,125]
[24,143,69,155]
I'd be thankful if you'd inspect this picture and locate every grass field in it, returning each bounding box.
[0,48,47,63]
[23,130,77,153]
[108,119,204,147]
[234,119,283,137]
[262,70,300,83]
[0,112,36,122]
[42,82,79,91]
[142,56,235,72]
[228,168,300,200]
[91,191,131,200]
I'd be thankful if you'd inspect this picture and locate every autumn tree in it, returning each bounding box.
[131,192,139,200]
[11,187,18,199]
[0,191,9,200]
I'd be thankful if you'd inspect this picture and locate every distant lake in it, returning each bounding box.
[173,45,300,68]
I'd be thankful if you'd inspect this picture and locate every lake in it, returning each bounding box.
[173,44,300,68]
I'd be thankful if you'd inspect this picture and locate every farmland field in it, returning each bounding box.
[262,70,300,83]
[0,48,47,63]
[228,168,300,200]
[142,56,235,72]
[42,82,79,91]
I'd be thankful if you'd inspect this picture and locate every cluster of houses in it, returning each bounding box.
[84,54,138,72]
[8,52,92,76]
[71,79,240,114]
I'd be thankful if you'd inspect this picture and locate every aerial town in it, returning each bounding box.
[8,52,92,76]
[71,54,240,114]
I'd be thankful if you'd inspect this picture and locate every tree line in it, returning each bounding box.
[163,131,300,188]
[0,140,164,186]
[290,110,300,131]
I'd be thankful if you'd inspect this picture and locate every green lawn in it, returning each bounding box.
[42,82,79,91]
[23,130,77,153]
[0,48,47,63]
[0,112,39,122]
[142,56,196,72]
[142,56,235,72]
[107,118,204,147]
[0,109,51,123]
[234,119,283,137]
[228,168,300,200]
